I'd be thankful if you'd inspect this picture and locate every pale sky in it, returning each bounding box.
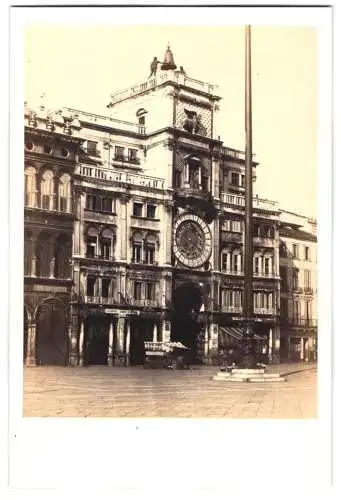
[25,25,317,217]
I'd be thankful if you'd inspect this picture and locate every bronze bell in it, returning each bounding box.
[160,43,177,71]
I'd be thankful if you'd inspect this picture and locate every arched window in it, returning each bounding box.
[24,167,37,207]
[145,234,157,265]
[58,173,72,212]
[132,232,143,263]
[40,170,54,210]
[86,228,98,258]
[101,229,114,260]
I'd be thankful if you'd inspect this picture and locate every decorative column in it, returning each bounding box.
[268,327,273,364]
[119,194,129,261]
[49,257,55,278]
[208,321,219,365]
[153,322,158,342]
[237,253,242,274]
[25,321,36,366]
[204,323,209,357]
[79,318,85,367]
[115,315,126,366]
[300,337,305,361]
[126,319,131,365]
[161,319,171,342]
[107,319,114,366]
[68,307,79,367]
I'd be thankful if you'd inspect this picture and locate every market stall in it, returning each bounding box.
[144,341,189,369]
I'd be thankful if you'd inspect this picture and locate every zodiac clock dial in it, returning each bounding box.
[173,213,212,268]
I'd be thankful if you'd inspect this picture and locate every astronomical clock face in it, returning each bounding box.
[173,213,212,268]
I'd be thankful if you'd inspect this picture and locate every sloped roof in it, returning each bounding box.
[279,226,317,242]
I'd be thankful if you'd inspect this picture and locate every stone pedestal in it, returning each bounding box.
[213,368,286,383]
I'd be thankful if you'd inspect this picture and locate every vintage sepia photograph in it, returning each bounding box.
[21,19,322,420]
[6,3,335,494]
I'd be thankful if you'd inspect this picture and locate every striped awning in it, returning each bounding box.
[219,326,264,342]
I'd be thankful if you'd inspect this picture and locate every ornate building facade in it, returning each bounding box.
[24,46,305,367]
[278,211,317,361]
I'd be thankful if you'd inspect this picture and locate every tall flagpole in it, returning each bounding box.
[241,24,256,368]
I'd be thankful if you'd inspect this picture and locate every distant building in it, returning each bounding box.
[24,45,314,367]
[278,211,317,361]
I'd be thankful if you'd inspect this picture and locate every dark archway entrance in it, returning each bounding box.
[172,283,204,363]
[84,315,110,366]
[129,317,154,366]
[23,307,28,362]
[36,300,69,365]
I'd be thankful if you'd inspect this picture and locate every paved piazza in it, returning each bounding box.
[23,364,317,419]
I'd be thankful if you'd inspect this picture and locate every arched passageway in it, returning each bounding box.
[172,283,204,363]
[36,300,69,365]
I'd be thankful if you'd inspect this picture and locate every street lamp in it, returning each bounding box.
[240,25,257,369]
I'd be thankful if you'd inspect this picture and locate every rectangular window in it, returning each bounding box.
[304,246,310,261]
[41,194,50,210]
[59,197,67,212]
[133,281,142,300]
[145,245,155,264]
[232,254,238,273]
[175,171,182,188]
[86,195,96,211]
[231,172,239,186]
[133,202,143,217]
[264,257,270,276]
[304,269,311,289]
[293,269,299,290]
[115,146,125,160]
[223,173,229,191]
[241,175,245,187]
[293,301,300,321]
[221,253,228,272]
[145,282,155,301]
[253,224,261,237]
[86,141,98,156]
[292,244,299,259]
[132,243,142,263]
[102,197,113,213]
[86,236,97,258]
[102,278,111,299]
[202,176,209,192]
[128,148,138,162]
[86,276,96,297]
[101,239,111,260]
[254,257,260,275]
[146,204,156,219]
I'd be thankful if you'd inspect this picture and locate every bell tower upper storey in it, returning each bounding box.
[107,44,222,139]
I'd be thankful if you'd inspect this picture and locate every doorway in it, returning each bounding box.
[129,317,154,365]
[35,299,69,365]
[84,316,110,365]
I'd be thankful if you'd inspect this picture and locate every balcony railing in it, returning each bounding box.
[221,306,243,314]
[75,164,165,190]
[253,236,275,247]
[220,232,243,244]
[254,307,276,315]
[130,298,160,308]
[281,318,317,327]
[220,192,279,213]
[109,71,217,105]
[85,296,120,305]
[222,146,256,161]
[65,107,143,134]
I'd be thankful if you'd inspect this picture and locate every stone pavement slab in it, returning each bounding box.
[23,364,317,419]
